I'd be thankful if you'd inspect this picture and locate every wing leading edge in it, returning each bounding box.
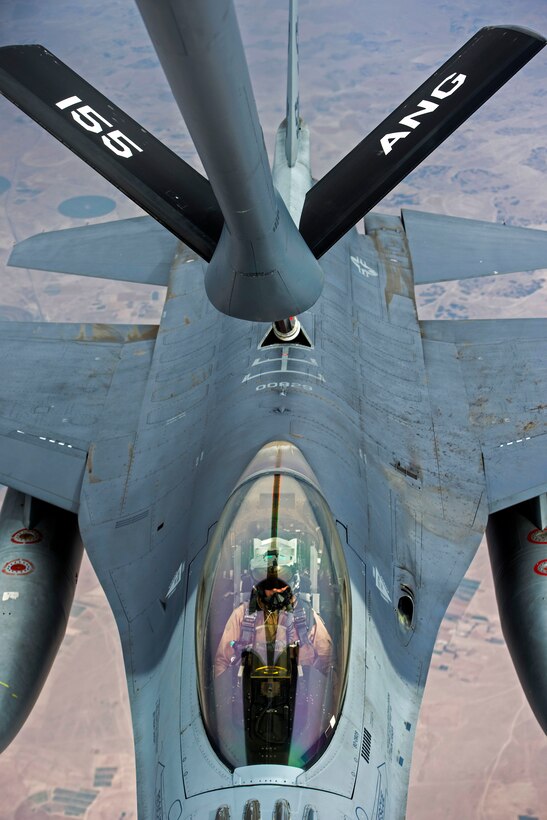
[421,318,547,513]
[0,322,157,512]
[8,216,184,287]
[403,209,547,284]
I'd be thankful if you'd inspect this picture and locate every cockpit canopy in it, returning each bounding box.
[196,442,351,771]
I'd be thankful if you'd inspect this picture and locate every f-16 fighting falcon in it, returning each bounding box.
[0,1,545,817]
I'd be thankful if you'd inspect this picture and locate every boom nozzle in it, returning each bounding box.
[135,0,323,322]
[273,317,301,341]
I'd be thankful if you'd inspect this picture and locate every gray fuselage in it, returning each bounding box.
[78,209,486,819]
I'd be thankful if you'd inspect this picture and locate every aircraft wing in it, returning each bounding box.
[0,321,157,512]
[421,318,547,513]
[7,217,183,286]
[403,209,547,284]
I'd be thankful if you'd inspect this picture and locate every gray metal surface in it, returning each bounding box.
[9,216,180,285]
[73,213,497,818]
[285,0,299,168]
[421,318,547,511]
[135,0,324,321]
[403,208,547,283]
[0,321,157,510]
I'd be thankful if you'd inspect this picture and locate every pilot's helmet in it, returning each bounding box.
[248,536,300,610]
[250,576,296,613]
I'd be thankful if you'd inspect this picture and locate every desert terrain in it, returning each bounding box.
[0,0,545,817]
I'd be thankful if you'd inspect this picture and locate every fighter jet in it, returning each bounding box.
[0,1,545,818]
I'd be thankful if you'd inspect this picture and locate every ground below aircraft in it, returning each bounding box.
[0,1,545,818]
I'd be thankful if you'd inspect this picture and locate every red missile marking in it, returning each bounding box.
[11,528,42,545]
[534,559,547,576]
[2,558,35,575]
[527,528,547,545]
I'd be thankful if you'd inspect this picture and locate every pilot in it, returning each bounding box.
[214,565,333,677]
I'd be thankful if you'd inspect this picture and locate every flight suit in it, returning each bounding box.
[214,600,333,676]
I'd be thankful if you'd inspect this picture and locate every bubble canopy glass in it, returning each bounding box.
[196,441,351,771]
